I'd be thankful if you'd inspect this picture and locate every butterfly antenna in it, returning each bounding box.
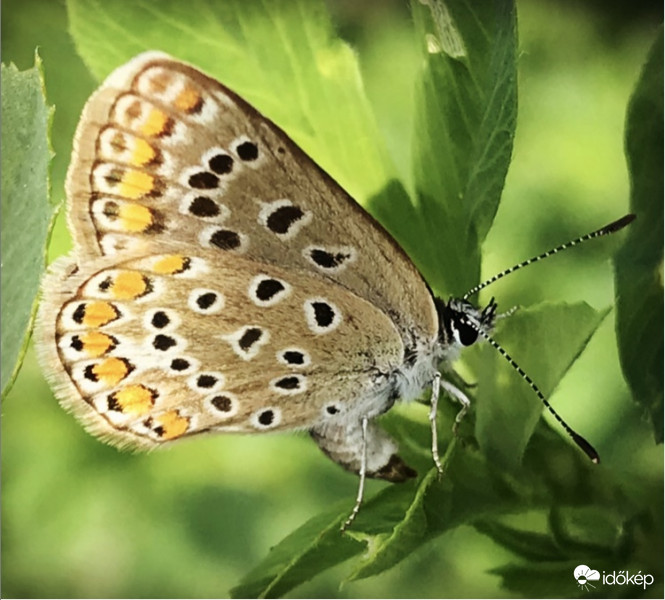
[463,214,635,300]
[469,321,600,463]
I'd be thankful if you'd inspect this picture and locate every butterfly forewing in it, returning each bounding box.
[66,52,437,347]
[39,249,405,449]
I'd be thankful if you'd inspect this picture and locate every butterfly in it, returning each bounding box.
[37,52,632,528]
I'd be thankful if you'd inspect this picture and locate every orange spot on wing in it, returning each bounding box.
[130,138,157,166]
[140,108,170,137]
[110,385,155,415]
[83,302,119,328]
[92,357,131,386]
[155,410,189,440]
[174,86,202,113]
[119,170,155,199]
[111,271,150,299]
[118,203,154,232]
[152,255,189,274]
[80,331,116,357]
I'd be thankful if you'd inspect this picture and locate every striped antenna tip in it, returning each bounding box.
[604,213,636,233]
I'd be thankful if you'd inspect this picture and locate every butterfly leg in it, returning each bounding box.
[341,417,368,532]
[440,378,471,436]
[429,372,443,476]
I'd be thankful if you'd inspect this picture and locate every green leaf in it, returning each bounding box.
[475,518,569,562]
[230,503,364,598]
[1,54,56,398]
[491,561,585,598]
[343,416,617,585]
[345,459,446,581]
[476,506,622,565]
[547,506,623,558]
[66,0,396,207]
[614,28,664,442]
[408,0,518,296]
[469,302,609,471]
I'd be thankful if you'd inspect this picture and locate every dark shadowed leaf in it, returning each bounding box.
[614,29,664,442]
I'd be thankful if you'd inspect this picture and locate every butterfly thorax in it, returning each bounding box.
[391,336,441,404]
[313,296,500,483]
[388,297,498,408]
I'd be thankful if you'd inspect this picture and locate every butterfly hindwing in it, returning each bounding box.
[38,249,405,449]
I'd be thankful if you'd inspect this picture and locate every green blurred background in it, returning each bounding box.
[2,0,662,597]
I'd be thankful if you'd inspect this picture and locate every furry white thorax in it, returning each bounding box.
[394,346,441,403]
[393,331,463,405]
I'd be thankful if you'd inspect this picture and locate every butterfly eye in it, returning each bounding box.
[455,320,479,346]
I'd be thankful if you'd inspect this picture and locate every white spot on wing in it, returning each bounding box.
[303,245,357,273]
[303,298,342,334]
[205,392,239,418]
[198,225,248,253]
[250,407,282,429]
[231,135,264,168]
[248,275,291,307]
[179,192,230,222]
[98,233,145,255]
[187,288,224,314]
[269,374,307,395]
[257,199,312,240]
[143,308,180,331]
[187,371,225,393]
[145,332,187,354]
[222,326,270,360]
[276,348,311,368]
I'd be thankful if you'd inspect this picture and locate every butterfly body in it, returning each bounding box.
[38,52,451,481]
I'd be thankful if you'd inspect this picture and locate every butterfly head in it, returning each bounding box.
[435,296,498,350]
